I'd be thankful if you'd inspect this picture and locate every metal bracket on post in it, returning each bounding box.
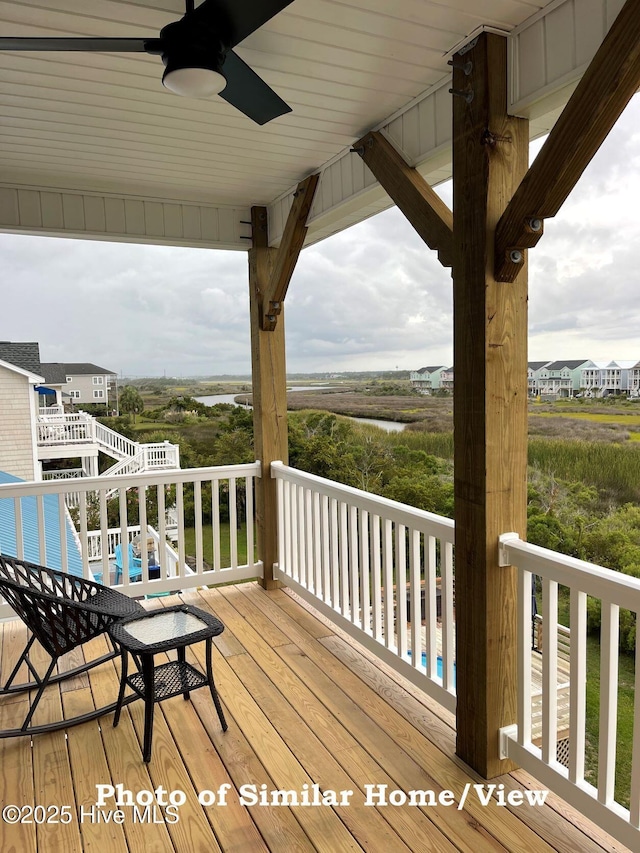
[498,532,520,567]
[499,724,518,760]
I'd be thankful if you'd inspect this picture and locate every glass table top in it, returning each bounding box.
[122,610,207,645]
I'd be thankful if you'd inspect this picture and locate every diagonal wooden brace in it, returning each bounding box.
[261,173,320,330]
[495,0,640,282]
[352,130,453,268]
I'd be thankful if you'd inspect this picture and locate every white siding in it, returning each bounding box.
[0,186,251,251]
[0,366,37,481]
[63,373,116,405]
[509,0,626,117]
[268,76,454,248]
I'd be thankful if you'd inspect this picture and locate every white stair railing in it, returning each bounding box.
[92,420,139,460]
[102,443,181,497]
[102,448,146,479]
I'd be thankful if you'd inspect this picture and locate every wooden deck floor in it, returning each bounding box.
[0,583,630,853]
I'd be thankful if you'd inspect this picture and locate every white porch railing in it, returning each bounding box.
[498,533,640,852]
[42,468,85,480]
[0,462,261,616]
[271,462,456,713]
[37,412,94,445]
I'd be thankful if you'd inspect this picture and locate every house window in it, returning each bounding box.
[69,390,81,399]
[93,389,104,399]
[92,376,104,385]
[66,376,73,383]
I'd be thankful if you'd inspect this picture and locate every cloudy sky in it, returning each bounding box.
[2,94,639,378]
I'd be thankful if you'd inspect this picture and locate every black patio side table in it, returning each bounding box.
[109,603,227,762]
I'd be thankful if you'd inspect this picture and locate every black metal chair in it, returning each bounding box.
[0,554,144,737]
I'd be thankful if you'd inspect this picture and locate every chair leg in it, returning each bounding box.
[20,658,58,732]
[2,633,37,691]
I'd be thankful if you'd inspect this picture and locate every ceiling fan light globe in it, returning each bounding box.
[162,67,226,98]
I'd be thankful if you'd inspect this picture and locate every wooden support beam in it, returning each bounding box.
[352,130,454,268]
[453,33,529,778]
[249,206,288,589]
[262,173,320,331]
[495,0,640,281]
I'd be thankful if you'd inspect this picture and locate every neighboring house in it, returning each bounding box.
[41,362,118,409]
[440,367,454,392]
[630,361,640,398]
[601,360,636,395]
[527,361,551,396]
[536,360,590,398]
[0,355,43,481]
[409,365,446,394]
[38,361,69,409]
[580,360,607,396]
[580,360,636,396]
[0,344,178,575]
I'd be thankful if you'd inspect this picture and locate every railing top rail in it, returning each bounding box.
[0,461,262,498]
[500,533,640,610]
[37,412,90,422]
[272,461,454,537]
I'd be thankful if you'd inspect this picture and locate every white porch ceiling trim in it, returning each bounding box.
[0,184,251,249]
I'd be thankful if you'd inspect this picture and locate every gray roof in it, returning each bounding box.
[41,362,117,377]
[40,363,69,385]
[0,341,41,374]
[546,360,590,370]
[416,365,446,374]
[528,361,550,371]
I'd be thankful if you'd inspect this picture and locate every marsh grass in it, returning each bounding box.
[382,428,640,503]
[528,440,640,504]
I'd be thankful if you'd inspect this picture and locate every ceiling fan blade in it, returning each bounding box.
[192,0,295,49]
[0,37,163,54]
[219,49,291,125]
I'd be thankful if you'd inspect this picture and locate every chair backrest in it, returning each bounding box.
[0,555,142,658]
[114,541,142,579]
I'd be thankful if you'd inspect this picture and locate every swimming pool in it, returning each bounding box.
[408,650,455,683]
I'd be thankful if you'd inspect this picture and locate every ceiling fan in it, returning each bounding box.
[0,0,295,125]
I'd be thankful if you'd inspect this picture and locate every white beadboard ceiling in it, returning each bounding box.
[0,0,625,248]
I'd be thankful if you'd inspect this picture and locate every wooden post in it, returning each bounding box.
[248,206,288,589]
[452,33,529,777]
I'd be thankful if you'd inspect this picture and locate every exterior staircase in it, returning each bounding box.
[37,411,180,486]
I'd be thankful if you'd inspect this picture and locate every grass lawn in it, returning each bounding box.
[556,590,636,808]
[183,522,255,568]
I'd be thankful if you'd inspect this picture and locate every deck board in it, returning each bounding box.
[0,583,632,853]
